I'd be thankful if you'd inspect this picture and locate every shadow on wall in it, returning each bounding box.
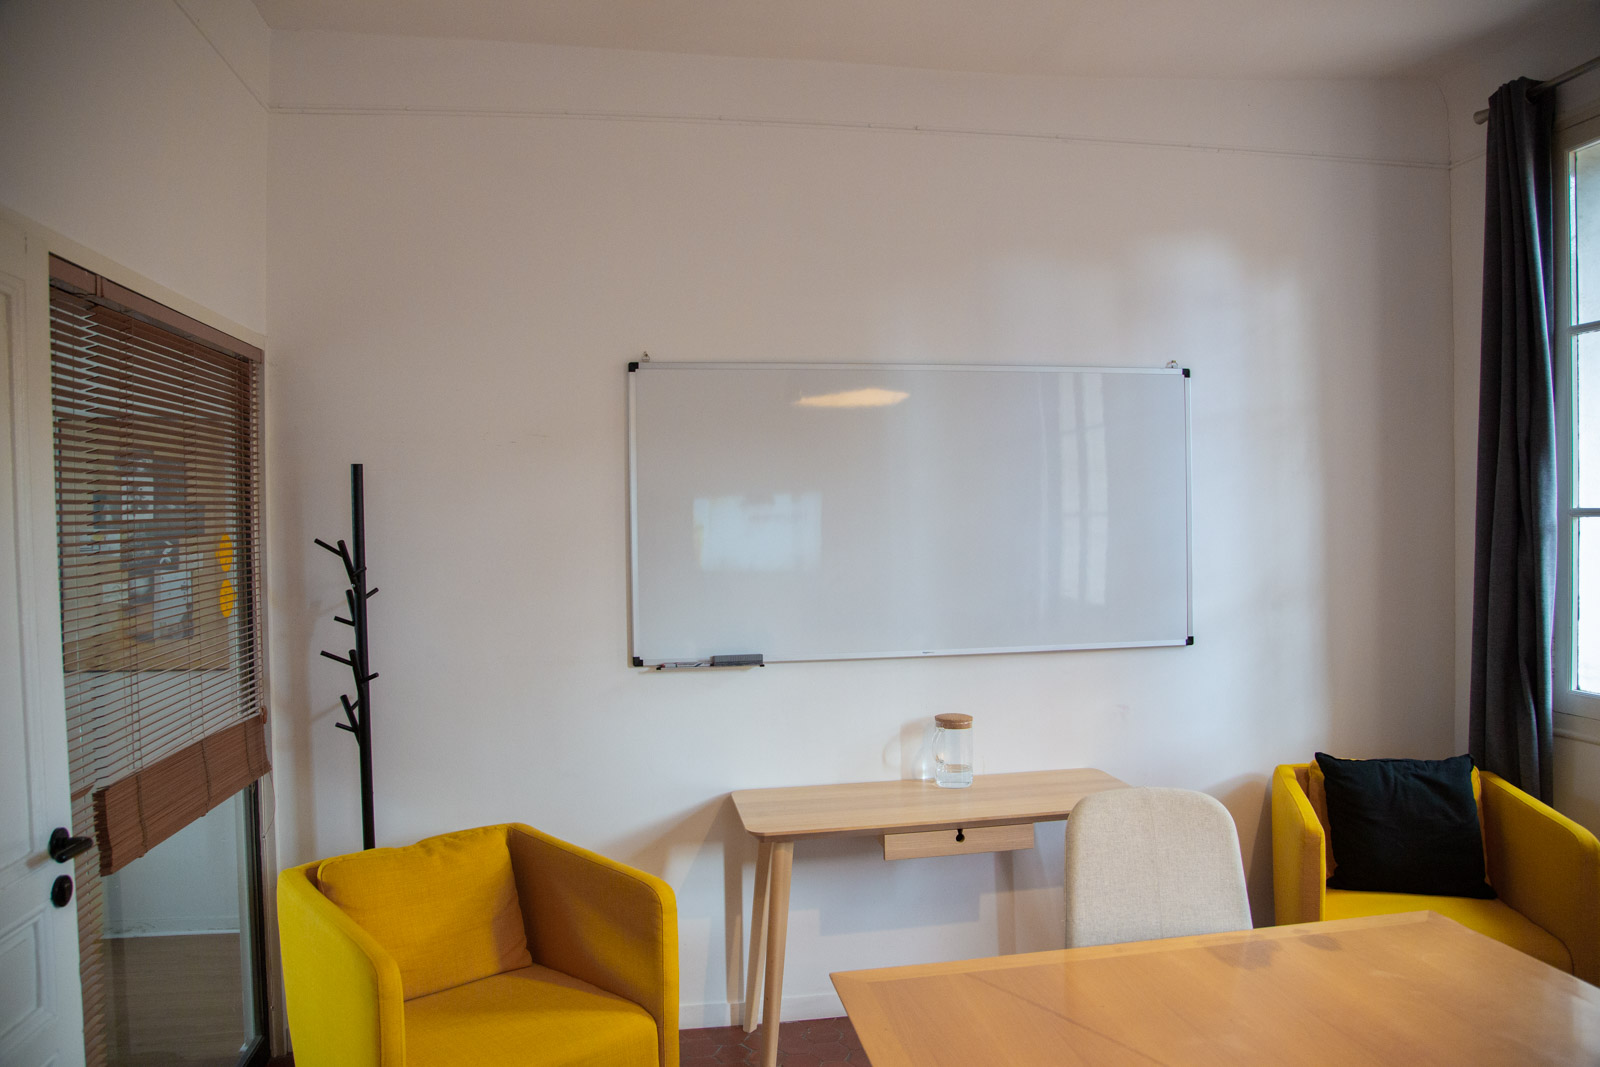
[1212,772,1275,928]
[602,794,751,1011]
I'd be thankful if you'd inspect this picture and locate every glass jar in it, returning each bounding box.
[933,713,974,788]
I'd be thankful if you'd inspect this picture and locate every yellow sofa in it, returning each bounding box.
[1273,762,1600,983]
[278,823,679,1067]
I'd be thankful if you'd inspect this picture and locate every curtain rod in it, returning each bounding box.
[1473,52,1600,124]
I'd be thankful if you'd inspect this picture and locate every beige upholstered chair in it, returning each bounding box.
[1064,787,1252,948]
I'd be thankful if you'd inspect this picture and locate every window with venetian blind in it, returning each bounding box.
[49,255,269,877]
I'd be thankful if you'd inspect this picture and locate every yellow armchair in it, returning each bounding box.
[278,823,679,1067]
[1272,763,1600,983]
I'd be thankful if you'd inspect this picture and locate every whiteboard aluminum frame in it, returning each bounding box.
[627,361,1193,667]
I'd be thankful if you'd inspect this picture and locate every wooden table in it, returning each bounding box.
[832,911,1600,1066]
[730,768,1128,1067]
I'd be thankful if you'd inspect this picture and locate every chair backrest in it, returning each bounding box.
[1064,787,1251,948]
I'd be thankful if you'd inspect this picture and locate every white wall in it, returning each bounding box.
[265,32,1456,1023]
[1434,0,1600,829]
[0,0,270,336]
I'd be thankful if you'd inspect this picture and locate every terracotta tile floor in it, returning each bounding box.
[681,1016,872,1067]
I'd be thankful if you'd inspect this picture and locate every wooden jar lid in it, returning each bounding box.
[934,713,973,729]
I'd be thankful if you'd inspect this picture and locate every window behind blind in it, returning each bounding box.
[49,256,268,876]
[49,255,269,1067]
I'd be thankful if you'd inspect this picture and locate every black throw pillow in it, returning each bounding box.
[1315,752,1495,899]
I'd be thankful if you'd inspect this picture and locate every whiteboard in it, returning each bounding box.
[628,363,1191,665]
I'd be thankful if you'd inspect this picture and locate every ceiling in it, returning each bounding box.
[250,0,1563,80]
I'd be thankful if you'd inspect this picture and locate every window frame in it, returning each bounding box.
[1552,108,1600,738]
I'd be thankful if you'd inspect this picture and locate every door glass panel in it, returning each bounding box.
[102,788,261,1066]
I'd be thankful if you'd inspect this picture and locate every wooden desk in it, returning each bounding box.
[832,911,1600,1066]
[730,768,1127,1067]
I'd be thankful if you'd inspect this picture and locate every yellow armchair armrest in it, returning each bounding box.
[277,862,407,1067]
[508,824,680,1067]
[1480,773,1600,984]
[1271,764,1326,926]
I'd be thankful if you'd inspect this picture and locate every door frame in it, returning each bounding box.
[0,206,83,1067]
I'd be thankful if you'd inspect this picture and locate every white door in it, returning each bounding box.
[0,217,86,1065]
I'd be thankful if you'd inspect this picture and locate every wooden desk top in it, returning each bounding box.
[832,911,1600,1066]
[730,768,1127,841]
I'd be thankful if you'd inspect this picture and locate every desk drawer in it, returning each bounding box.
[882,822,1035,861]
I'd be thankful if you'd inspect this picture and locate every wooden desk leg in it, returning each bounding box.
[743,839,774,1032]
[759,840,794,1067]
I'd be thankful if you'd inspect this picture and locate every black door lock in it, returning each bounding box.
[50,875,74,908]
[48,827,93,864]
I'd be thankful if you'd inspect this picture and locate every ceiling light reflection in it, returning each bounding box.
[794,387,909,409]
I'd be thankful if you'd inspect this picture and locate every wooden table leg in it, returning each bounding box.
[759,840,794,1067]
[743,839,774,1032]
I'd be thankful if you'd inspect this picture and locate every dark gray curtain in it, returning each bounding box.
[1469,77,1557,802]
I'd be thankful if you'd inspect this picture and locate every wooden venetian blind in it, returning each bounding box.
[50,256,268,878]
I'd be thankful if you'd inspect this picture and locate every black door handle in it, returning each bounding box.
[48,827,93,864]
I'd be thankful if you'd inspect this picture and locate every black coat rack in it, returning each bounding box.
[316,464,379,850]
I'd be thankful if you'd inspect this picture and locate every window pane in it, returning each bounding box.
[1580,139,1600,325]
[1578,517,1600,693]
[1576,333,1600,506]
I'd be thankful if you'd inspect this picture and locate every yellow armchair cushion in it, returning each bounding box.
[404,964,659,1067]
[1325,889,1571,974]
[317,825,533,1000]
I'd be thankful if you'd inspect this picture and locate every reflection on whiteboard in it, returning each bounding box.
[794,387,909,409]
[1059,372,1108,606]
[693,493,822,572]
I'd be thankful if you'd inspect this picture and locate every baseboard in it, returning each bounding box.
[680,992,846,1031]
[104,922,242,938]
[104,924,242,938]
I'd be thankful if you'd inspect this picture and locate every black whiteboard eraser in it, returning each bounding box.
[711,653,764,667]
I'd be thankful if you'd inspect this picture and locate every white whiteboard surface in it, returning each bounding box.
[628,363,1191,666]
